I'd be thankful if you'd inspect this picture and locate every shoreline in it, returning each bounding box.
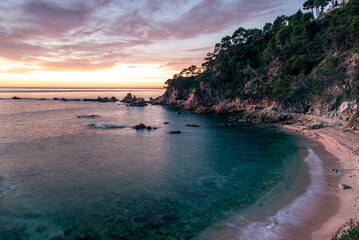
[199,127,342,240]
[280,117,359,239]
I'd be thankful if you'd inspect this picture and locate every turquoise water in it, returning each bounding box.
[0,89,300,240]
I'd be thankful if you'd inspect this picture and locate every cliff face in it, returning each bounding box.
[152,1,359,128]
[152,50,359,127]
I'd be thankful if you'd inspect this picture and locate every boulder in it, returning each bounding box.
[330,168,339,173]
[12,96,21,99]
[306,122,324,130]
[339,183,351,189]
[163,122,170,124]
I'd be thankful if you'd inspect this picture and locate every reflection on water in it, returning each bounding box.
[0,89,299,240]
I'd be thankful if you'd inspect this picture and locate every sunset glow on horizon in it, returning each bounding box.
[0,0,304,88]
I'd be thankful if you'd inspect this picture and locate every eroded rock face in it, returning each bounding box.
[121,93,135,103]
[338,101,358,120]
[129,98,148,106]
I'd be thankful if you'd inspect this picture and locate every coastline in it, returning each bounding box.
[280,116,359,239]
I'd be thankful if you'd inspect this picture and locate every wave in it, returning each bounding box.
[236,148,325,239]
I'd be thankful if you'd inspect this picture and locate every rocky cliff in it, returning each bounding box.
[151,2,359,129]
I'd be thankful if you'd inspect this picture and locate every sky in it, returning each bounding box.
[0,0,304,88]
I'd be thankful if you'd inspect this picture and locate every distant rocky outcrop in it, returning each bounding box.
[121,93,148,106]
[83,96,118,102]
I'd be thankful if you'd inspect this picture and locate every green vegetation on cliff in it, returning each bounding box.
[165,0,359,106]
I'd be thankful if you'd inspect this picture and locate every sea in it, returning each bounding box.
[0,88,337,240]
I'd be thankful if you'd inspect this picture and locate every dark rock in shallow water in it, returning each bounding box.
[146,126,152,130]
[50,236,64,240]
[12,96,21,99]
[75,233,99,240]
[161,213,176,221]
[24,212,42,218]
[148,218,166,228]
[186,124,200,127]
[64,228,73,236]
[176,112,183,115]
[163,122,170,124]
[219,123,234,127]
[77,115,99,119]
[88,124,125,129]
[169,130,182,134]
[134,213,148,223]
[35,225,46,233]
[330,168,339,173]
[133,123,147,129]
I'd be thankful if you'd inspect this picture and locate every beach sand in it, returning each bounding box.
[280,115,359,239]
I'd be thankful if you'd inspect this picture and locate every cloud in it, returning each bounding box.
[2,67,37,74]
[0,0,297,73]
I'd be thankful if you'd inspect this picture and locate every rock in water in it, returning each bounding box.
[50,236,64,240]
[129,98,148,106]
[339,183,351,189]
[77,115,99,119]
[186,124,200,127]
[12,96,21,99]
[169,130,182,134]
[133,123,147,129]
[121,93,135,103]
[330,168,339,173]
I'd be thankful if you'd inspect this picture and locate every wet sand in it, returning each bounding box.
[281,119,359,240]
[199,127,343,240]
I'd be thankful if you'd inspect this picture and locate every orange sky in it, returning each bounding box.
[0,0,303,88]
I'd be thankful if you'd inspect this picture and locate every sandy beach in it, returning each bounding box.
[280,114,359,239]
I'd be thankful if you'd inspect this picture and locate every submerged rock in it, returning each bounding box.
[219,123,235,127]
[35,225,46,233]
[176,112,183,115]
[50,236,64,240]
[163,122,170,124]
[75,233,99,240]
[88,124,125,129]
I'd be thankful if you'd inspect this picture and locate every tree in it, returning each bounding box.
[304,0,315,16]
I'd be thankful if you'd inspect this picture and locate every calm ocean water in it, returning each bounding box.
[0,88,301,240]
